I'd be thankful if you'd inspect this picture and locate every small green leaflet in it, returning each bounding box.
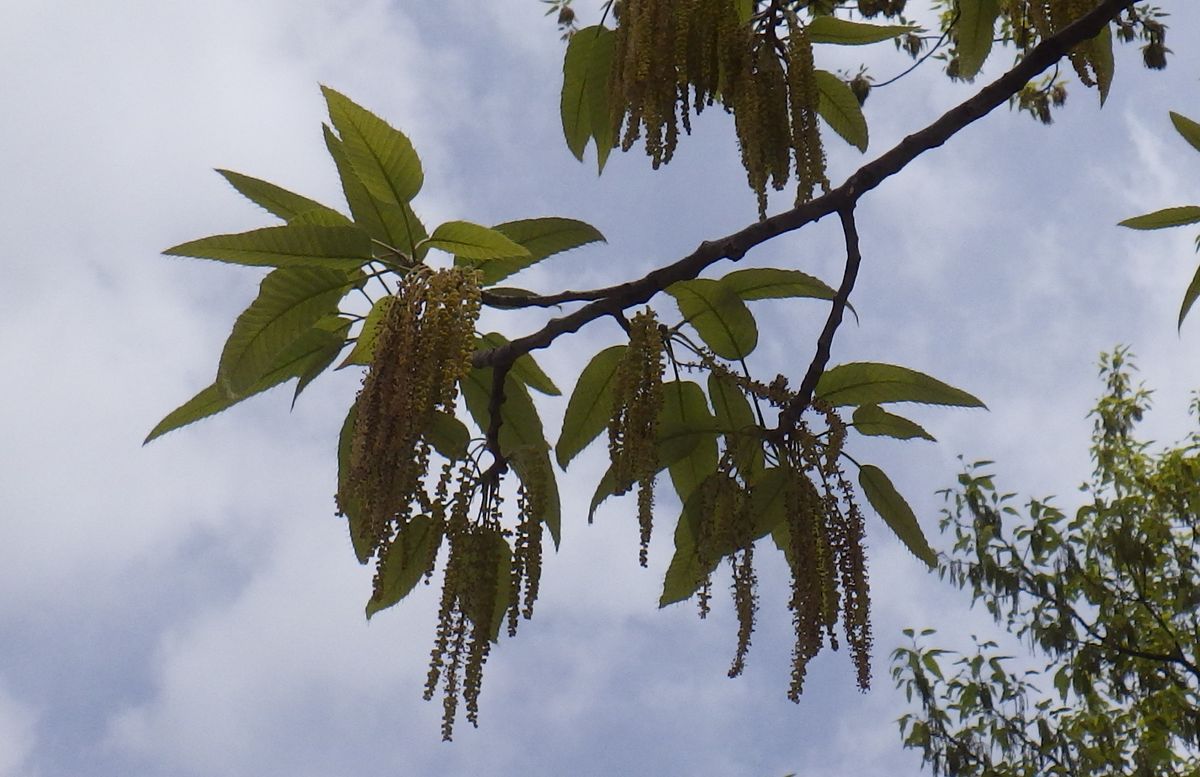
[164,224,372,270]
[217,267,361,396]
[557,345,626,469]
[816,362,986,409]
[954,0,1000,80]
[461,217,606,286]
[668,278,759,360]
[145,317,351,444]
[424,221,529,260]
[292,316,353,405]
[321,85,423,205]
[588,465,621,522]
[426,412,472,461]
[560,25,617,170]
[851,404,936,441]
[1170,112,1200,154]
[365,515,443,619]
[323,125,428,259]
[339,295,396,368]
[858,464,936,568]
[806,16,915,45]
[814,70,868,152]
[477,332,560,396]
[1088,23,1114,107]
[1118,206,1200,231]
[216,169,342,222]
[708,371,762,475]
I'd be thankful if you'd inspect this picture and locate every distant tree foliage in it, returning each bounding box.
[894,350,1200,775]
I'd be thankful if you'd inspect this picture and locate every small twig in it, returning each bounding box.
[778,206,863,433]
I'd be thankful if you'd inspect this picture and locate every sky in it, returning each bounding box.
[2,2,1200,776]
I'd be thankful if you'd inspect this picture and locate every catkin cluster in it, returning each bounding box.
[779,406,872,699]
[339,267,481,581]
[609,309,666,566]
[610,0,829,217]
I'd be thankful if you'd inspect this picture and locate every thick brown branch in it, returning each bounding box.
[472,0,1134,371]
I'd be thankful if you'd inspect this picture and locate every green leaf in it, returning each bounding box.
[337,403,371,564]
[292,316,352,405]
[164,224,372,270]
[339,295,396,368]
[321,85,423,205]
[586,28,617,172]
[288,208,353,227]
[1170,112,1200,154]
[365,515,443,619]
[323,125,427,259]
[858,464,936,567]
[807,16,915,45]
[426,412,471,460]
[464,217,606,286]
[588,465,621,522]
[1177,264,1200,331]
[557,345,626,469]
[461,368,561,546]
[218,267,361,396]
[814,71,868,152]
[659,380,718,503]
[425,221,530,261]
[478,332,560,396]
[216,169,342,222]
[852,404,936,441]
[721,267,836,302]
[708,371,762,475]
[668,278,759,360]
[954,0,1000,80]
[1118,206,1200,230]
[816,362,986,409]
[145,318,352,443]
[561,26,615,164]
[660,506,705,607]
[1087,23,1114,106]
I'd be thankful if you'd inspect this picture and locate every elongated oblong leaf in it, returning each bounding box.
[218,267,360,396]
[561,26,615,164]
[858,464,936,567]
[146,316,351,444]
[464,217,606,286]
[1177,264,1200,331]
[1087,23,1114,106]
[815,70,868,152]
[807,16,914,45]
[721,267,836,301]
[216,169,341,222]
[339,295,396,368]
[1118,206,1200,230]
[659,381,718,503]
[585,27,617,172]
[322,86,423,205]
[292,316,352,404]
[816,362,986,408]
[668,278,758,360]
[954,0,1000,80]
[425,221,529,260]
[557,345,626,469]
[852,404,935,441]
[338,403,371,563]
[165,224,371,270]
[323,126,427,258]
[365,515,443,619]
[1170,112,1200,154]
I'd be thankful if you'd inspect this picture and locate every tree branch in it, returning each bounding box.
[472,0,1134,372]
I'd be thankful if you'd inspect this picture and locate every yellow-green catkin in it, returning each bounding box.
[340,267,481,601]
[609,309,665,566]
[785,19,829,206]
